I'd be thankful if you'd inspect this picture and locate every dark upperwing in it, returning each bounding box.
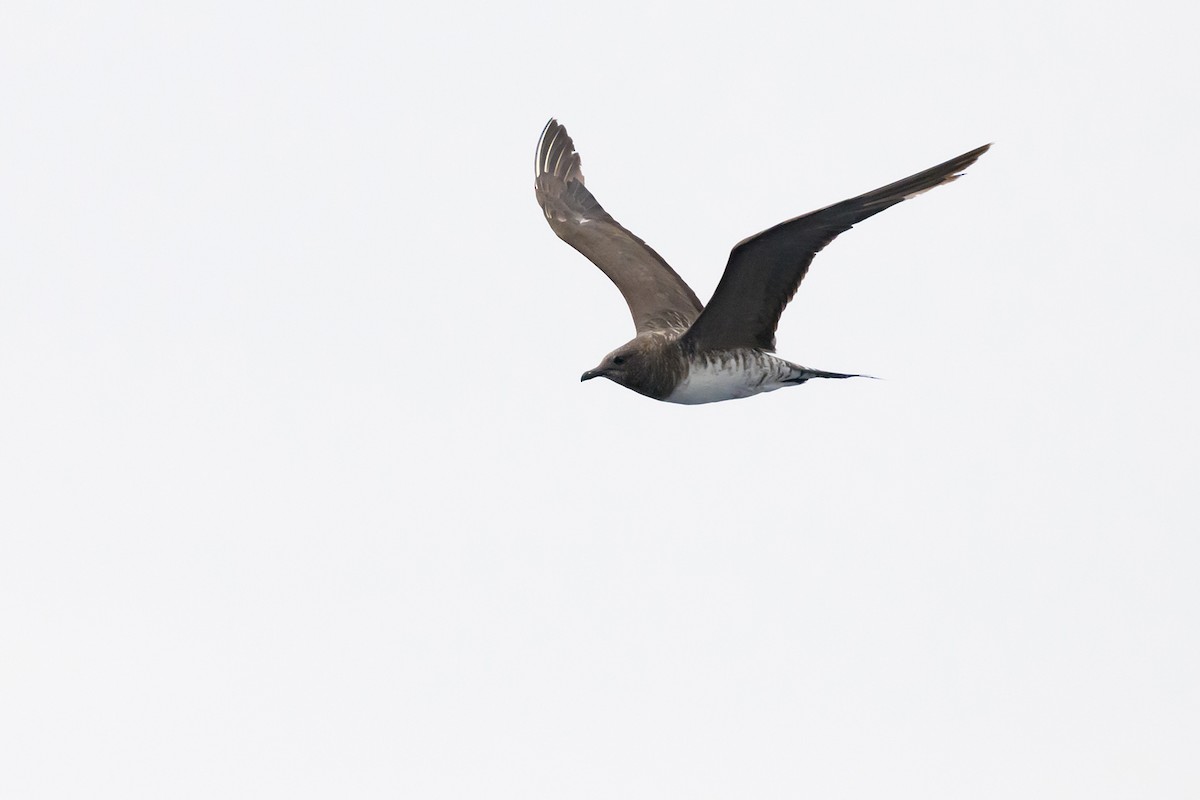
[682,143,991,352]
[535,119,703,334]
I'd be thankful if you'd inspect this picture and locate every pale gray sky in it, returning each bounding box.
[2,1,1198,798]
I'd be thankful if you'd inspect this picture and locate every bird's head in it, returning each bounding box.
[580,335,682,400]
[580,343,640,385]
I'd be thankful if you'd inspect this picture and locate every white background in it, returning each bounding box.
[3,1,1198,798]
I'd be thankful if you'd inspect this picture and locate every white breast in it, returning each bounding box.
[665,353,792,405]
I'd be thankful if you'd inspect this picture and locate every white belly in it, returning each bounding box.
[665,354,792,405]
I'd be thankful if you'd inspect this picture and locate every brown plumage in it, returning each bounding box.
[534,119,990,404]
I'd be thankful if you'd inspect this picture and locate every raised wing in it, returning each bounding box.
[681,143,991,352]
[535,119,703,334]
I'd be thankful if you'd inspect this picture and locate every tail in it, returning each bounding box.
[784,366,877,385]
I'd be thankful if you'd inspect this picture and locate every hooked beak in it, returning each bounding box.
[580,368,605,382]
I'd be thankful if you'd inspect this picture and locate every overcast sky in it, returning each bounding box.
[3,1,1198,798]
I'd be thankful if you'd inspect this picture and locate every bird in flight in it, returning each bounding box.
[534,119,989,404]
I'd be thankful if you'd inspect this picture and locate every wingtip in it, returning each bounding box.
[896,142,992,199]
[535,118,584,184]
[954,142,994,172]
[534,119,555,177]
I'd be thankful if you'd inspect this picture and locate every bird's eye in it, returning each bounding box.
[612,355,626,365]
